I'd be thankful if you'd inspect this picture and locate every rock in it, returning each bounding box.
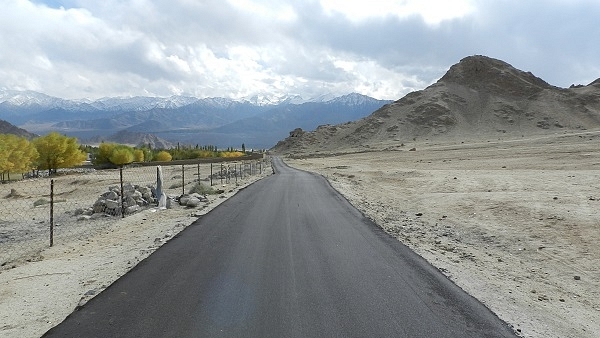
[124,196,137,208]
[179,194,191,206]
[574,275,581,280]
[105,199,120,209]
[102,191,119,200]
[77,215,92,221]
[409,147,417,151]
[125,205,140,214]
[185,196,202,207]
[93,200,106,213]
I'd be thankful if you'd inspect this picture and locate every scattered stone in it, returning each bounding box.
[574,275,581,281]
[415,212,423,217]
[409,148,417,151]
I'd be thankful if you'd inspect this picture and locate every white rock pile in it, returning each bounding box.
[74,183,157,219]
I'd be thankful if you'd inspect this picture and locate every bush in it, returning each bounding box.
[189,182,216,195]
[155,151,172,162]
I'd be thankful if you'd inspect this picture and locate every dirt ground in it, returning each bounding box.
[0,162,271,338]
[286,131,600,338]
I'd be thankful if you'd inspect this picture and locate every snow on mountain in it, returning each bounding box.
[322,93,374,105]
[0,90,69,107]
[1,89,383,110]
[90,95,199,111]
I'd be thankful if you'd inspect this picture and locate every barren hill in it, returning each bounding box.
[0,119,37,139]
[271,55,600,155]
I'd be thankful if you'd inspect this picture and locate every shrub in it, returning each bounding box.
[155,151,172,162]
[189,182,216,195]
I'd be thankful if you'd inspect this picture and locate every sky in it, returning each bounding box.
[1,0,599,101]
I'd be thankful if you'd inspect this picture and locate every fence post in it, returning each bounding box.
[120,167,125,218]
[181,164,185,196]
[197,163,200,182]
[210,163,213,186]
[220,163,224,185]
[50,179,54,247]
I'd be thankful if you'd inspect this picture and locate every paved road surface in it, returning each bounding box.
[43,157,516,337]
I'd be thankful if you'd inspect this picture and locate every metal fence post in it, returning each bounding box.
[210,163,213,186]
[50,179,54,247]
[120,167,125,218]
[182,164,185,196]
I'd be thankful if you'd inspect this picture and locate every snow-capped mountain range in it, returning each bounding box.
[0,90,392,149]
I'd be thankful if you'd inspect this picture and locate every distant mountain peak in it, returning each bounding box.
[439,55,552,96]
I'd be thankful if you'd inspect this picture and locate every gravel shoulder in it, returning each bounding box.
[285,132,600,338]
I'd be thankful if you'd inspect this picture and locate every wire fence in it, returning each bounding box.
[0,155,270,269]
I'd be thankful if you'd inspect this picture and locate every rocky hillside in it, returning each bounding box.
[0,119,37,138]
[271,55,600,155]
[85,130,173,149]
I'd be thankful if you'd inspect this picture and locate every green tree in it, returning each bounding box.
[109,147,134,166]
[94,142,117,166]
[33,132,86,174]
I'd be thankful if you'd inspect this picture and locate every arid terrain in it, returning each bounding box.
[0,162,271,338]
[285,131,600,338]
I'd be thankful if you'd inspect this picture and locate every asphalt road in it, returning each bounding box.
[43,157,516,338]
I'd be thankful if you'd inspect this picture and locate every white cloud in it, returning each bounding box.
[319,0,475,25]
[0,0,599,100]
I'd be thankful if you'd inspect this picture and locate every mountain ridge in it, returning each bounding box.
[271,55,600,155]
[0,91,389,149]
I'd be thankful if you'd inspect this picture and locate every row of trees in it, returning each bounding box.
[0,132,86,180]
[1,131,251,180]
[90,143,245,165]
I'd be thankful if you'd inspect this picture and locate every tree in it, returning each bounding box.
[155,150,172,162]
[109,148,134,166]
[0,134,39,180]
[33,132,86,174]
[94,142,117,166]
[133,149,145,162]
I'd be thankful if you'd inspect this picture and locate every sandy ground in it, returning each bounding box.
[285,131,600,338]
[0,163,271,338]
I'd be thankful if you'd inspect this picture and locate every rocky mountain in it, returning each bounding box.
[0,90,389,149]
[271,55,600,155]
[86,130,173,149]
[0,119,37,139]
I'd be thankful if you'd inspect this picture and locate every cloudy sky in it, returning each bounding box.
[1,0,599,101]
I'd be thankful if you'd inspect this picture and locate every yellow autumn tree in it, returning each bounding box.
[133,149,145,162]
[109,147,134,166]
[33,132,86,174]
[0,134,38,179]
[154,150,172,162]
